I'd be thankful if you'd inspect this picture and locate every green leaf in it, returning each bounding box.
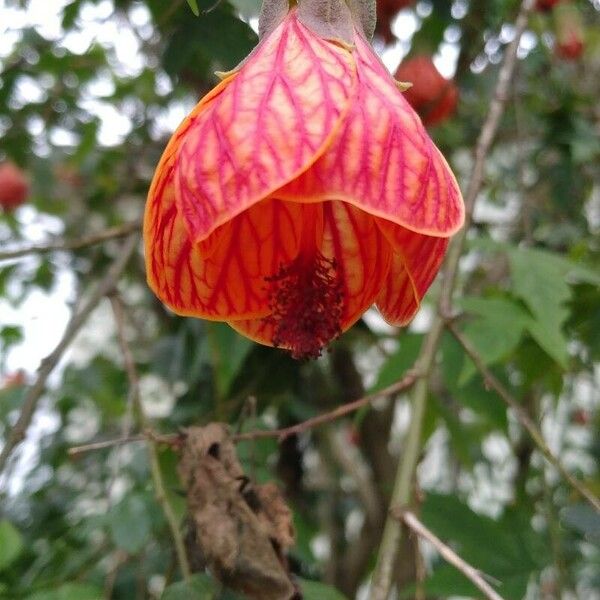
[0,325,23,349]
[457,297,529,383]
[441,333,508,430]
[470,240,600,367]
[186,0,200,16]
[421,494,540,584]
[25,583,103,600]
[400,563,482,598]
[371,333,422,392]
[430,396,478,467]
[206,322,252,397]
[108,495,151,554]
[508,250,571,367]
[163,7,257,77]
[0,519,24,571]
[161,574,218,599]
[298,578,349,600]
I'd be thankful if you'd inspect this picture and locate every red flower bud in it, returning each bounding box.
[554,3,585,60]
[0,162,29,212]
[536,0,561,12]
[394,56,459,127]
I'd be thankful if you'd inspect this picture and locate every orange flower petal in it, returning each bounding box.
[230,200,392,349]
[375,218,449,324]
[322,201,393,329]
[146,150,303,318]
[173,11,356,243]
[277,34,464,237]
[375,254,419,326]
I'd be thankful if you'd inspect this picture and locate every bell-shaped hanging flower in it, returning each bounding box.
[144,0,464,359]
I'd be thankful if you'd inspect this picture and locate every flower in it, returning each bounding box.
[144,0,464,359]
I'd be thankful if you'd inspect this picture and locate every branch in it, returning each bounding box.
[392,509,504,600]
[67,368,421,456]
[370,2,536,597]
[0,219,141,262]
[448,322,600,514]
[233,369,420,443]
[68,431,176,457]
[109,295,192,581]
[0,235,138,477]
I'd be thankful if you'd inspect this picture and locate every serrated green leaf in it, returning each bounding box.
[421,494,539,579]
[457,297,529,383]
[508,250,572,367]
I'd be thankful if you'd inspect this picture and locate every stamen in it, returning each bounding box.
[265,252,343,360]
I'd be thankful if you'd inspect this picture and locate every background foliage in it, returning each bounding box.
[1,0,599,598]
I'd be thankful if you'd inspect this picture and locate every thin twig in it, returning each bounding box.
[448,323,600,514]
[392,509,505,600]
[370,2,536,597]
[233,369,420,443]
[69,435,147,456]
[68,369,420,456]
[109,295,192,581]
[68,431,176,457]
[0,235,138,477]
[0,219,141,262]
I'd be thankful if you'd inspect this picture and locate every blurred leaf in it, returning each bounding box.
[457,297,529,383]
[441,333,508,430]
[206,322,252,397]
[299,578,348,600]
[421,493,544,598]
[0,325,23,359]
[371,333,422,392]
[400,563,483,598]
[161,574,218,599]
[186,0,200,16]
[0,519,24,571]
[163,6,257,78]
[108,495,151,554]
[25,583,102,600]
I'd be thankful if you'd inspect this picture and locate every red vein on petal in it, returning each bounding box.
[375,217,449,325]
[277,33,464,237]
[146,166,305,320]
[173,11,357,243]
[233,201,393,351]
